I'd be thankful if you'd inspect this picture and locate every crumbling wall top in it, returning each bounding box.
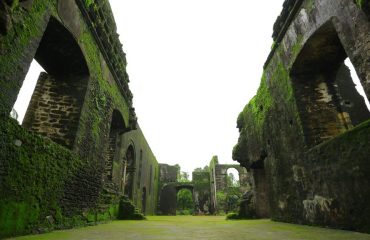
[75,0,137,128]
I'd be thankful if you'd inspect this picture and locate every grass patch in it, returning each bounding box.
[8,216,370,240]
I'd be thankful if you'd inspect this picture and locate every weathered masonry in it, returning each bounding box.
[233,0,370,233]
[208,157,251,214]
[157,158,252,215]
[157,164,194,215]
[0,0,159,238]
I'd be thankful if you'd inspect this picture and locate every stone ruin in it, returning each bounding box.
[233,0,370,233]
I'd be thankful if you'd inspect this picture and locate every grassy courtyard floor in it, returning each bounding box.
[7,216,370,240]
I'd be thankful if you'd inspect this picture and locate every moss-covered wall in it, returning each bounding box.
[157,164,180,215]
[0,116,120,238]
[192,171,211,213]
[120,125,160,216]
[0,0,156,238]
[233,0,370,232]
[0,116,78,237]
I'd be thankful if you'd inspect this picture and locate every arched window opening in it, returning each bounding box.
[16,17,90,149]
[291,22,370,147]
[226,168,240,187]
[344,58,370,111]
[105,110,125,181]
[124,145,136,199]
[11,60,44,123]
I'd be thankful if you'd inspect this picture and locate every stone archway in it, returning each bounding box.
[158,183,194,215]
[19,16,90,149]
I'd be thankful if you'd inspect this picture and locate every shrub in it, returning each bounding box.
[226,212,240,220]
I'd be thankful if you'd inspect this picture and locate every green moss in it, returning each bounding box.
[290,34,303,62]
[244,72,273,133]
[76,30,131,148]
[271,41,277,50]
[0,0,57,113]
[84,0,94,7]
[311,118,370,151]
[0,116,82,238]
[356,0,364,8]
[117,197,146,220]
[233,43,302,163]
[305,0,315,12]
[0,0,147,237]
[0,201,39,236]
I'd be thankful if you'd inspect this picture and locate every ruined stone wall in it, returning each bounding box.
[157,164,179,215]
[0,0,154,238]
[159,164,178,183]
[212,164,249,192]
[209,162,252,214]
[233,0,370,232]
[22,73,87,148]
[192,171,211,213]
[120,125,160,215]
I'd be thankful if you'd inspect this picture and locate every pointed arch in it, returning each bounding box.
[21,16,90,148]
[291,20,370,147]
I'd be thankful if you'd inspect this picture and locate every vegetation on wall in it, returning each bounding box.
[117,197,145,220]
[0,0,138,237]
[0,117,80,237]
[217,188,241,215]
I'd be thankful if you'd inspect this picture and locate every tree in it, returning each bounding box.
[178,171,190,182]
[177,189,194,211]
[193,165,210,173]
[226,172,235,187]
[193,167,203,172]
[226,172,240,187]
[216,191,226,213]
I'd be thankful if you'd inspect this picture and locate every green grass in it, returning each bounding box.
[7,216,370,240]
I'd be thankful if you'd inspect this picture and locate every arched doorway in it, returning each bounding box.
[176,188,194,215]
[226,168,240,187]
[218,168,240,214]
[158,183,194,215]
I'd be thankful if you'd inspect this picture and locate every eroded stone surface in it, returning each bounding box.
[233,0,370,232]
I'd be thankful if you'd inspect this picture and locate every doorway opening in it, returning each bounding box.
[176,188,194,215]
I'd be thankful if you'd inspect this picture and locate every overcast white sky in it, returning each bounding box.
[108,0,285,175]
[13,0,370,177]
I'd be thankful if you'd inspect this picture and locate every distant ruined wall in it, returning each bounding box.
[209,162,252,213]
[233,0,370,232]
[0,0,157,238]
[212,164,249,192]
[120,126,160,215]
[157,164,179,215]
[192,171,211,213]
